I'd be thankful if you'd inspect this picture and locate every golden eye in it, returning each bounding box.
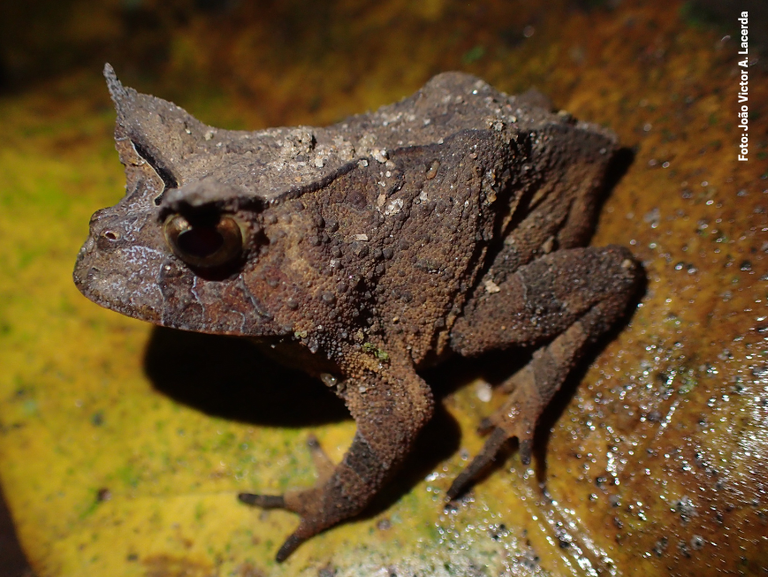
[163,213,245,269]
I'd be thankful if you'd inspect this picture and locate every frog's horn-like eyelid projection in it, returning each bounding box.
[103,63,207,192]
[103,63,128,108]
[158,179,264,219]
[156,158,362,222]
[103,64,369,209]
[103,62,208,142]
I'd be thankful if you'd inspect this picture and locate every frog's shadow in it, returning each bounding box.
[143,327,464,514]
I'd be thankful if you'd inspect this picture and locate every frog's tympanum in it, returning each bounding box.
[74,64,640,561]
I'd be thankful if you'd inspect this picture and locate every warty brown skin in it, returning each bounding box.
[74,65,640,561]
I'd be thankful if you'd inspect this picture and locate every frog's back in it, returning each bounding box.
[353,75,620,366]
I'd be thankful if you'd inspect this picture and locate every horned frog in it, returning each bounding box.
[74,65,639,561]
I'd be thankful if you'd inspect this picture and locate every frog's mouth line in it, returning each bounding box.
[74,232,283,338]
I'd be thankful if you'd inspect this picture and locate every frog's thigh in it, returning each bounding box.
[451,245,639,354]
[446,246,639,498]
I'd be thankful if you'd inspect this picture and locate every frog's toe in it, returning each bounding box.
[239,484,330,561]
[445,425,536,501]
[235,495,319,562]
[238,493,286,509]
[238,435,340,560]
[446,427,510,501]
[447,389,540,500]
[518,437,533,466]
[275,530,309,563]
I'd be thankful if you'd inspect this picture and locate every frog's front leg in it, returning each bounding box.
[447,245,640,499]
[239,355,434,561]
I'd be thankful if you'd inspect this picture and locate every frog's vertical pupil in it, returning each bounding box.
[177,227,224,258]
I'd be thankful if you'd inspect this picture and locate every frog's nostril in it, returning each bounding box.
[103,230,120,241]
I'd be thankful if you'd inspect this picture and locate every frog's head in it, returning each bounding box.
[74,65,350,337]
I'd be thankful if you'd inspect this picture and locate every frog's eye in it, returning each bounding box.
[163,213,246,269]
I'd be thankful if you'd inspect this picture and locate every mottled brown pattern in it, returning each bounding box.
[74,67,639,560]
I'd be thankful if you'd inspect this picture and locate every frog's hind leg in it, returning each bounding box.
[239,355,434,562]
[447,245,640,500]
[447,305,614,499]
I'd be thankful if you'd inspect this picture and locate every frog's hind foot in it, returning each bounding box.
[446,366,541,501]
[237,485,326,561]
[446,427,510,500]
[238,435,337,561]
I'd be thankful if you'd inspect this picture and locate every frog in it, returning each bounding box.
[74,64,640,562]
